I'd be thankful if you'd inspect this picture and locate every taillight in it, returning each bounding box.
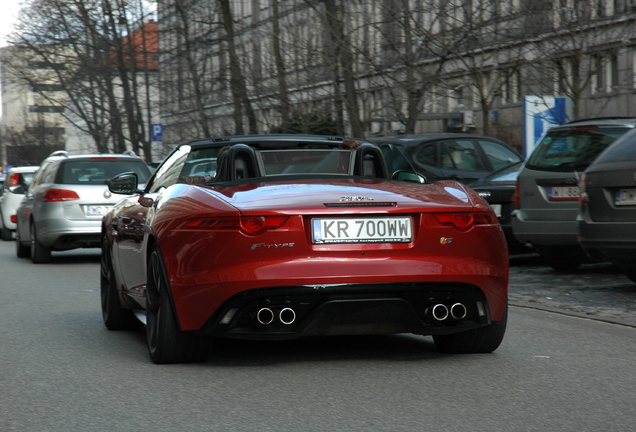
[42,189,80,202]
[433,212,497,231]
[179,215,289,235]
[512,178,520,209]
[9,174,20,187]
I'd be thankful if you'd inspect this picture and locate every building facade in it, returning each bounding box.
[157,0,636,154]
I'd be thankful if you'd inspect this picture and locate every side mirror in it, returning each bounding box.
[108,172,140,195]
[392,170,427,184]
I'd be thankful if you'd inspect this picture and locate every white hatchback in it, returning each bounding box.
[0,166,39,240]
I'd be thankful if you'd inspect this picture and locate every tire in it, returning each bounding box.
[30,223,51,264]
[537,245,585,272]
[1,215,13,241]
[433,303,508,354]
[146,245,211,364]
[15,225,30,258]
[100,238,143,330]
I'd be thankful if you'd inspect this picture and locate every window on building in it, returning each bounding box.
[610,53,619,88]
[27,61,66,70]
[594,54,605,93]
[29,105,64,113]
[30,84,64,92]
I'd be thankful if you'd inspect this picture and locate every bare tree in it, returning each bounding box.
[6,0,157,160]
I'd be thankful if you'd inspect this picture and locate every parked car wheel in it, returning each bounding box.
[15,226,30,258]
[100,239,143,330]
[433,303,507,354]
[1,216,12,241]
[30,223,51,264]
[146,246,211,364]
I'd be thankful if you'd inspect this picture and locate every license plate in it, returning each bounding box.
[616,188,636,205]
[490,204,502,217]
[548,186,579,200]
[86,205,113,216]
[312,217,412,244]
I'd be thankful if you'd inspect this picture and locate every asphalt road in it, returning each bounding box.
[1,242,636,431]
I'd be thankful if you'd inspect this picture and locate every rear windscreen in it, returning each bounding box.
[525,126,630,172]
[57,159,151,185]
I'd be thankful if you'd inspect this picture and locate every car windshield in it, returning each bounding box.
[58,159,151,185]
[259,149,352,175]
[526,126,630,172]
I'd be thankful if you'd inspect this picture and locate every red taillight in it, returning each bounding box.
[42,189,80,202]
[9,174,20,187]
[433,212,497,231]
[10,215,17,223]
[512,178,520,209]
[180,215,288,235]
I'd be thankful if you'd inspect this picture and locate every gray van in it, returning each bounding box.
[512,118,636,270]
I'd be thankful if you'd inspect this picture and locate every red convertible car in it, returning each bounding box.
[101,135,508,363]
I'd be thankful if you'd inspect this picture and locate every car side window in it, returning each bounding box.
[440,140,486,171]
[380,144,413,172]
[29,161,54,191]
[414,144,438,167]
[479,140,522,171]
[148,146,192,193]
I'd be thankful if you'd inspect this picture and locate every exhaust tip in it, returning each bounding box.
[450,303,467,320]
[279,307,296,325]
[256,307,274,325]
[431,304,449,321]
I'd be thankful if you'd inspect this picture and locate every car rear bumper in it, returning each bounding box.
[36,219,102,250]
[197,282,499,340]
[512,211,579,246]
[578,219,636,264]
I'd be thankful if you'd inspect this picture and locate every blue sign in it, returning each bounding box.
[151,124,163,142]
[523,96,572,158]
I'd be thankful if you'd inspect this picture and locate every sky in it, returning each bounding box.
[1,1,22,47]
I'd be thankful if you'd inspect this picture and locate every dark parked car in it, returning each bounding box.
[578,128,636,282]
[101,134,508,363]
[512,117,636,270]
[468,162,527,253]
[370,133,523,184]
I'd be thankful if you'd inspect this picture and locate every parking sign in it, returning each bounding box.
[151,124,163,141]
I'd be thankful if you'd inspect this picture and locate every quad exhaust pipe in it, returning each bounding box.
[429,302,468,321]
[256,307,296,326]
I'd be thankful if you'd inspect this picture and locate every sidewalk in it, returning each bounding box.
[508,253,636,328]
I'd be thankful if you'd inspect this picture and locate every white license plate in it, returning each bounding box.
[312,217,412,244]
[616,188,636,205]
[86,205,113,216]
[490,204,502,217]
[548,186,579,200]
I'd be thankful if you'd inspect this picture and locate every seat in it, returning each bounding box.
[213,144,261,182]
[353,144,390,179]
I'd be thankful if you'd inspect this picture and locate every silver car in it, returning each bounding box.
[15,151,151,263]
[0,166,39,240]
[512,118,636,270]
